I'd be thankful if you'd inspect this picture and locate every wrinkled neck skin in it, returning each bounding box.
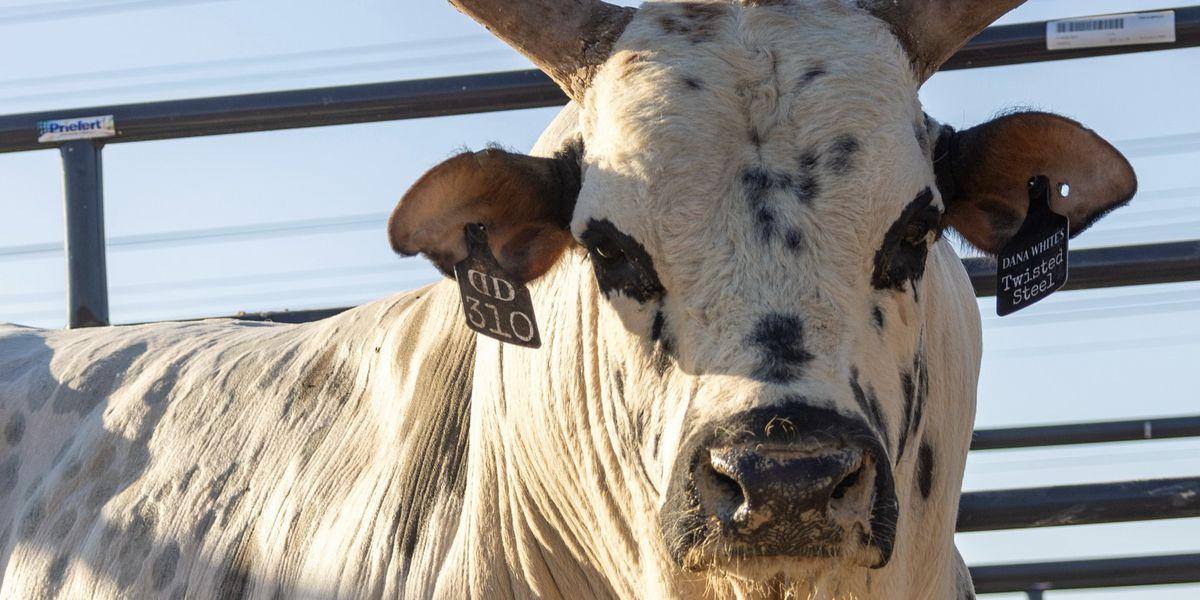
[426,106,983,600]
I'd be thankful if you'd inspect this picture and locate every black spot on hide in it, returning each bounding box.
[659,2,725,43]
[785,228,803,252]
[218,533,255,599]
[871,187,940,295]
[872,306,885,330]
[749,128,762,147]
[827,134,859,175]
[747,314,814,383]
[742,165,819,244]
[45,553,69,595]
[850,367,889,451]
[917,441,935,499]
[581,218,665,304]
[897,370,915,460]
[5,412,24,445]
[755,207,776,242]
[651,310,675,376]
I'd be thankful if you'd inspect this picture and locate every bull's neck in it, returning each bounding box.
[438,259,644,599]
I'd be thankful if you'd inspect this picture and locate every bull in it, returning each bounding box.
[0,0,1135,598]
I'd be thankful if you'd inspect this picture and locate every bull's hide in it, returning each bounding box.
[0,282,474,598]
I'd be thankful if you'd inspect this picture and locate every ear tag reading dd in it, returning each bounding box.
[453,224,542,348]
[996,175,1069,316]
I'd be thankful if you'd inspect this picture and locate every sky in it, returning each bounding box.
[0,0,1198,597]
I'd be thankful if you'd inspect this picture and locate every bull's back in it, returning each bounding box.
[0,281,475,599]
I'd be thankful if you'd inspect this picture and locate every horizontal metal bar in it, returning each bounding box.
[956,477,1200,532]
[2,7,1197,153]
[948,6,1200,72]
[972,415,1200,450]
[0,70,567,154]
[966,240,1200,297]
[970,552,1200,594]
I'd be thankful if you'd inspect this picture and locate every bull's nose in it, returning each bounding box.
[698,445,874,537]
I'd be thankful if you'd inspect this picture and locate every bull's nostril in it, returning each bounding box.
[711,469,745,509]
[830,465,863,500]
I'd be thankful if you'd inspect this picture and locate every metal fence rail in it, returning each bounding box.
[958,476,1200,532]
[970,553,1200,597]
[972,415,1200,450]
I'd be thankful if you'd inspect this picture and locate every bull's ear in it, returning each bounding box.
[934,111,1136,254]
[388,143,582,283]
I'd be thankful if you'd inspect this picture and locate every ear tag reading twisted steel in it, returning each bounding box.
[453,223,542,348]
[996,175,1069,316]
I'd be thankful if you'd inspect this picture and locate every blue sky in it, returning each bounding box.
[0,1,1197,597]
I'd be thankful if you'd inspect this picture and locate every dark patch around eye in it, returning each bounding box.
[581,218,665,303]
[827,134,859,175]
[803,67,826,82]
[872,306,885,330]
[682,76,704,90]
[871,187,939,295]
[747,314,814,383]
[917,440,935,499]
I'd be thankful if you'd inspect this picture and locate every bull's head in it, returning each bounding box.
[389,0,1135,597]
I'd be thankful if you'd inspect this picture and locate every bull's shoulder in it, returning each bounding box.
[0,281,476,598]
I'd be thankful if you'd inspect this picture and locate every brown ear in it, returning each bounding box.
[388,143,582,283]
[935,112,1136,254]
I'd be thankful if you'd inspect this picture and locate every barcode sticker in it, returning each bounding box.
[1048,11,1175,50]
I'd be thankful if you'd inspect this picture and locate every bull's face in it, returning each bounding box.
[391,0,1135,596]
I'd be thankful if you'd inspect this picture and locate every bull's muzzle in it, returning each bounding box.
[664,402,898,571]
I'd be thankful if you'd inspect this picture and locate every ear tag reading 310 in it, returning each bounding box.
[453,224,542,348]
[996,175,1069,316]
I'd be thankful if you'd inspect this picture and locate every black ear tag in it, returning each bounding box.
[996,175,1069,316]
[453,224,542,348]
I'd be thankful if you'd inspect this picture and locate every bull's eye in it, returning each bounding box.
[903,206,942,245]
[591,237,626,263]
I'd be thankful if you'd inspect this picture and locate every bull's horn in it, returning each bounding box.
[862,0,1027,82]
[449,0,635,102]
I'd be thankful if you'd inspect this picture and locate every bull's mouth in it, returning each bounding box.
[661,403,899,574]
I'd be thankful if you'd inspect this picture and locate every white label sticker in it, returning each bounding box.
[36,115,116,143]
[1048,11,1175,51]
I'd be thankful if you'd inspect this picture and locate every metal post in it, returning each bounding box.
[1026,589,1045,600]
[60,140,109,328]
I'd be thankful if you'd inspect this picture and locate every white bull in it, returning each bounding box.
[2,0,1136,598]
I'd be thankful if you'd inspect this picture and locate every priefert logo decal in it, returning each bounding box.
[37,115,116,143]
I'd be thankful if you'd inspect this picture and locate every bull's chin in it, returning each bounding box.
[683,555,875,600]
[682,543,886,576]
